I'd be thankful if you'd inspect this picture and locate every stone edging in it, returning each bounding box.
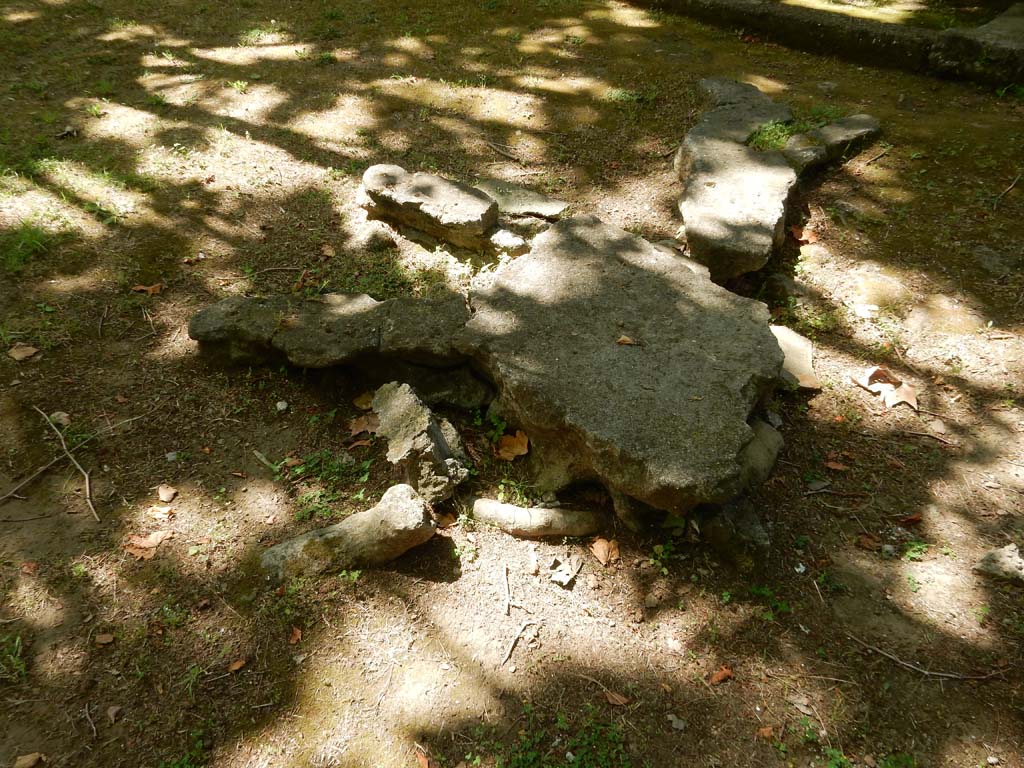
[637,0,1024,86]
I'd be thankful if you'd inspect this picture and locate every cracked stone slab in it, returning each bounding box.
[188,293,469,367]
[459,215,784,515]
[782,114,881,174]
[974,543,1024,585]
[931,4,1024,82]
[675,79,797,281]
[358,164,498,251]
[474,179,569,220]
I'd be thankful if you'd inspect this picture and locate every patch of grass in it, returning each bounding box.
[228,80,249,94]
[750,585,791,621]
[879,755,917,768]
[0,634,27,682]
[1,222,55,272]
[238,24,278,46]
[903,540,929,562]
[158,730,207,768]
[490,703,632,768]
[749,104,846,150]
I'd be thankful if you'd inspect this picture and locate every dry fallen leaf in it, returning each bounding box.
[348,439,373,449]
[13,754,46,768]
[157,484,177,502]
[756,726,774,740]
[856,533,882,552]
[496,430,529,461]
[106,705,122,724]
[900,512,923,526]
[282,456,303,468]
[95,633,115,646]
[349,413,380,437]
[288,626,302,645]
[589,537,620,566]
[824,461,849,472]
[124,530,173,560]
[321,243,336,258]
[131,283,163,296]
[604,690,630,706]
[147,506,174,521]
[414,750,438,768]
[852,366,919,411]
[353,391,373,410]
[789,224,819,245]
[20,561,39,576]
[616,335,638,345]
[709,665,734,685]
[228,658,246,672]
[7,343,39,362]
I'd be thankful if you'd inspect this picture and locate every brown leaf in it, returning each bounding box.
[900,512,923,526]
[115,394,129,404]
[148,506,174,521]
[124,546,156,561]
[106,705,122,724]
[20,561,39,576]
[789,225,819,245]
[856,533,882,552]
[414,749,438,768]
[349,413,380,437]
[228,658,246,672]
[348,439,372,449]
[320,243,336,258]
[7,343,40,362]
[13,754,46,768]
[95,633,115,646]
[616,335,638,345]
[128,530,173,549]
[353,391,374,410]
[157,484,177,503]
[709,665,734,685]
[282,456,303,468]
[852,366,919,411]
[824,461,849,472]
[288,626,302,645]
[756,726,774,740]
[604,689,630,706]
[496,430,529,461]
[131,283,163,296]
[589,538,620,566]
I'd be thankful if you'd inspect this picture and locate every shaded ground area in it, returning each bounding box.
[1,0,1023,767]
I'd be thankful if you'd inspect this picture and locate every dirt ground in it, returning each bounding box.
[1,0,1023,766]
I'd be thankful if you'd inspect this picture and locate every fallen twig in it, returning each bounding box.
[485,140,524,164]
[847,633,1007,681]
[902,430,957,446]
[252,449,279,474]
[33,406,98,521]
[503,565,511,616]
[992,172,1020,211]
[501,620,537,666]
[0,415,142,507]
[0,513,54,523]
[84,703,97,739]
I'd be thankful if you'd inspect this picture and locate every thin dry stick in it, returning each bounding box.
[485,140,524,164]
[501,621,537,666]
[503,564,511,617]
[847,633,1006,681]
[902,430,956,446]
[84,703,97,738]
[992,172,1020,210]
[0,415,143,506]
[32,406,98,521]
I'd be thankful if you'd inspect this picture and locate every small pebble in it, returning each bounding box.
[987,757,999,766]
[276,400,288,412]
[644,594,659,609]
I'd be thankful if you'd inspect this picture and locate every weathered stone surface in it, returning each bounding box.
[489,228,529,257]
[737,419,783,488]
[372,382,468,503]
[782,114,881,174]
[472,498,604,538]
[189,293,468,368]
[474,179,569,220]
[974,543,1024,585]
[675,79,796,281]
[700,498,771,570]
[651,240,712,280]
[931,3,1024,83]
[770,325,821,390]
[459,215,784,516]
[359,164,498,251]
[260,484,435,581]
[905,294,986,335]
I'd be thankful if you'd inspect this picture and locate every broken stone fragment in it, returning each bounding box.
[489,228,529,257]
[737,419,784,488]
[651,240,712,281]
[259,484,435,582]
[675,79,797,281]
[699,498,771,571]
[770,325,821,390]
[974,543,1024,585]
[782,114,881,174]
[372,382,468,503]
[474,179,569,220]
[359,164,499,251]
[472,498,605,538]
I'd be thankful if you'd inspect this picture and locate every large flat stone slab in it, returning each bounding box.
[459,215,784,514]
[782,114,881,174]
[474,179,568,220]
[675,79,797,281]
[931,4,1024,83]
[358,164,499,251]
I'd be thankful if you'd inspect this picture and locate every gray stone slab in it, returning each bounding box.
[474,179,569,220]
[359,164,498,251]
